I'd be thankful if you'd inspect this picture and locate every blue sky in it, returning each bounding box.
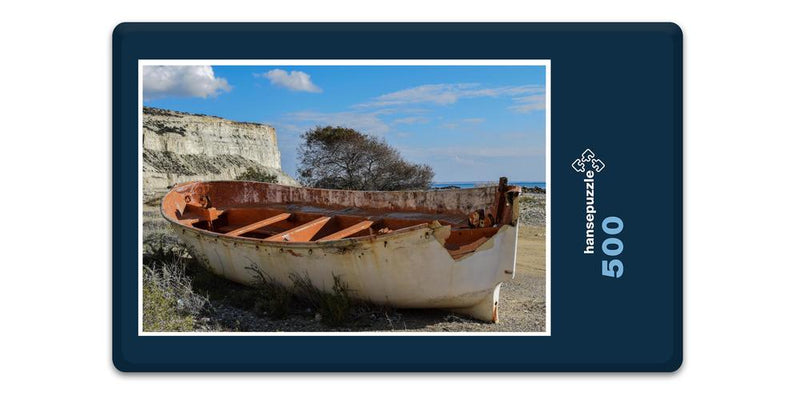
[143,64,546,182]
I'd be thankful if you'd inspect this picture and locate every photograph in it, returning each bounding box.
[139,61,549,334]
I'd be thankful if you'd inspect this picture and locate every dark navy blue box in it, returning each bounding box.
[113,23,682,372]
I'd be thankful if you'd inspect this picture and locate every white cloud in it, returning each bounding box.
[358,83,476,107]
[357,83,545,113]
[401,144,544,159]
[437,118,484,130]
[393,116,430,125]
[262,69,322,93]
[285,110,390,136]
[441,122,459,130]
[509,94,546,113]
[143,66,230,100]
[398,144,546,182]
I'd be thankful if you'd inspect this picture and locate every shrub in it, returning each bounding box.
[297,126,433,190]
[245,265,292,319]
[235,167,278,183]
[142,228,187,266]
[318,275,352,326]
[290,272,353,326]
[142,258,210,332]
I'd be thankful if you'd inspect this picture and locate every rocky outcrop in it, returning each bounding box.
[143,107,298,201]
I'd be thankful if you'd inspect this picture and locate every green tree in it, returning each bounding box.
[297,126,433,190]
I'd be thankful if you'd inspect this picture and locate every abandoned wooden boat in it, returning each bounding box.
[160,178,522,322]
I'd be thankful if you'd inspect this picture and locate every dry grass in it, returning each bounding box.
[142,257,211,332]
[142,226,361,331]
[245,265,292,320]
[288,272,354,326]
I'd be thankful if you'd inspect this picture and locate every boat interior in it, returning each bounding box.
[164,179,520,259]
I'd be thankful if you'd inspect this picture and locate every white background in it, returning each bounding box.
[1,1,798,398]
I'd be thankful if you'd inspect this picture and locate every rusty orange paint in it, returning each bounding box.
[265,216,331,242]
[318,220,374,242]
[160,177,522,322]
[225,213,291,237]
[162,178,520,260]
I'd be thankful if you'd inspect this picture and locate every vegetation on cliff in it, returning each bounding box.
[235,167,278,183]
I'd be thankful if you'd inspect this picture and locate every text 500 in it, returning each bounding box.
[600,216,624,278]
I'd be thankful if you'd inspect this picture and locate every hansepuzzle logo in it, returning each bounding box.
[573,148,624,278]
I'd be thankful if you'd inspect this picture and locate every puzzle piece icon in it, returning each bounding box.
[573,149,606,173]
[572,159,586,172]
[590,158,605,172]
[581,149,596,162]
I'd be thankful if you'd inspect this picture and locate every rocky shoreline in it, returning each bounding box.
[433,185,545,194]
[518,193,546,226]
[521,186,546,194]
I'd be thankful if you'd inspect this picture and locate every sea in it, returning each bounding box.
[431,181,546,189]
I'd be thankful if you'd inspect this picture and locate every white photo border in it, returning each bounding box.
[138,59,551,337]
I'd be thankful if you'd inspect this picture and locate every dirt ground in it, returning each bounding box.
[142,194,547,333]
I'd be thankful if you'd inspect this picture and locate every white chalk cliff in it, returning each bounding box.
[143,107,298,201]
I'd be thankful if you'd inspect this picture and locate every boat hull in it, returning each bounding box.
[169,219,517,322]
[161,180,521,322]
